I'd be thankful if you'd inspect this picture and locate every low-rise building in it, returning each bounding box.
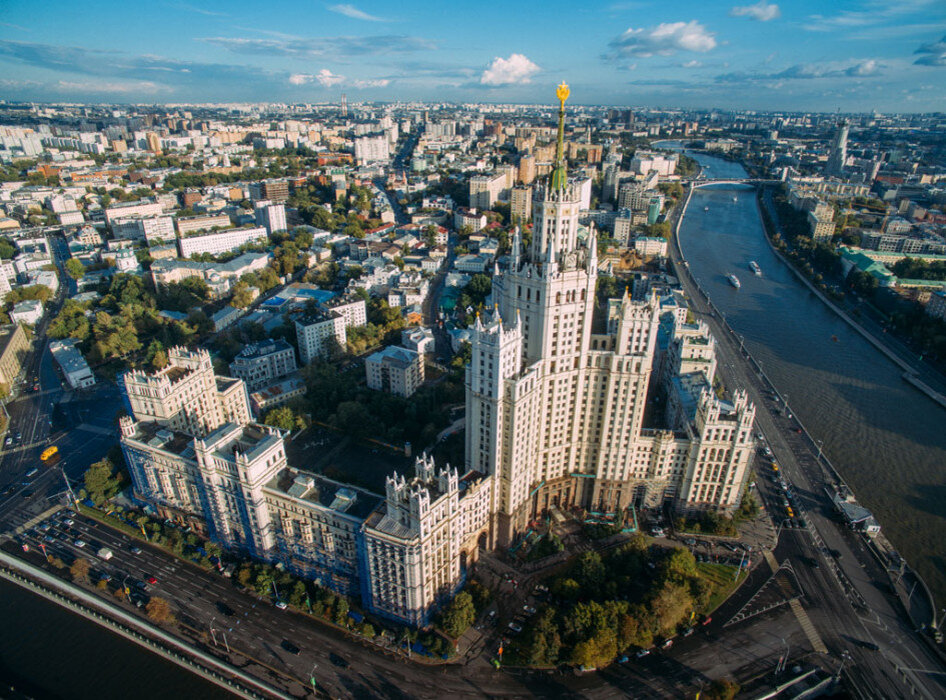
[49,338,95,388]
[365,346,424,397]
[401,327,434,355]
[249,376,306,416]
[9,299,43,326]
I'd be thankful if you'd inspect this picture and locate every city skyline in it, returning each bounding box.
[0,1,944,111]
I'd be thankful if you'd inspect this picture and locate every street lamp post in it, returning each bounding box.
[209,617,218,646]
[739,334,745,354]
[309,663,319,695]
[775,518,792,542]
[816,440,824,463]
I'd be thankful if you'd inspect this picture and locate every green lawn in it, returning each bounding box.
[697,562,748,613]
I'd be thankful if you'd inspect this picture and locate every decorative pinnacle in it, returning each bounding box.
[556,82,570,106]
[550,82,570,192]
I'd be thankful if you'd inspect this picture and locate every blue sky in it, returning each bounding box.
[1,1,945,111]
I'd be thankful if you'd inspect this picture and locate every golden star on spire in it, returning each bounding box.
[556,82,570,106]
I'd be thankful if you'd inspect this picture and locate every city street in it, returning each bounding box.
[669,204,946,699]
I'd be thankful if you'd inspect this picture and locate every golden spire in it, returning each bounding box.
[550,82,570,191]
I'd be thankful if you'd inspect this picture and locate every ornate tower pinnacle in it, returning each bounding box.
[550,82,570,192]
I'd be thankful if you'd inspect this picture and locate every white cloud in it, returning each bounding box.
[480,53,540,86]
[327,4,390,22]
[608,21,716,59]
[288,70,345,86]
[730,2,781,22]
[56,79,167,94]
[353,78,390,88]
[316,69,345,87]
[682,59,702,68]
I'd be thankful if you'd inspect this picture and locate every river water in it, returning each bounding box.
[0,578,234,699]
[669,144,946,604]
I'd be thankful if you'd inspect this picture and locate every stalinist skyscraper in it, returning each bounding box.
[466,84,756,548]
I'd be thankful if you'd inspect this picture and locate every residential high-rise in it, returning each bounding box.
[510,185,533,224]
[826,118,849,177]
[254,202,288,235]
[121,347,251,438]
[465,84,756,547]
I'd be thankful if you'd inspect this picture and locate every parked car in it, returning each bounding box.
[281,640,300,655]
[660,639,674,649]
[146,576,157,585]
[635,648,651,658]
[130,546,142,555]
[329,653,349,668]
[507,622,523,633]
[523,605,537,615]
[275,601,288,610]
[74,539,86,548]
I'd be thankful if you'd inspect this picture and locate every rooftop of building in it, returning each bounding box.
[204,422,280,463]
[235,338,293,360]
[49,338,92,374]
[126,421,196,460]
[265,468,382,521]
[366,345,419,368]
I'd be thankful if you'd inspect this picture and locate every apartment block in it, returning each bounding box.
[177,226,269,257]
[229,339,298,392]
[112,214,175,243]
[121,347,251,438]
[365,346,424,397]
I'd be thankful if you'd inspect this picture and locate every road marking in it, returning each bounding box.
[789,599,828,653]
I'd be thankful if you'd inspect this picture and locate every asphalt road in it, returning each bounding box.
[669,204,946,699]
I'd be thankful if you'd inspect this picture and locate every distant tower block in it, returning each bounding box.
[341,93,348,118]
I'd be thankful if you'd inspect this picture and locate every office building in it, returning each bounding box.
[365,346,424,398]
[229,339,298,392]
[121,347,251,438]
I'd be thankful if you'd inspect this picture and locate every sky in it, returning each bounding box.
[0,0,945,112]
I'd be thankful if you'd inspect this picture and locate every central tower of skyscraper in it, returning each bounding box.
[466,85,755,549]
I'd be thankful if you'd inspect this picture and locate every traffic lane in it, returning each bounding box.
[47,516,442,697]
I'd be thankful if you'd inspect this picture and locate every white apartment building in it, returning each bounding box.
[104,200,163,225]
[254,202,287,236]
[629,150,678,177]
[177,226,269,257]
[120,417,284,558]
[229,339,298,392]
[465,96,756,547]
[365,346,424,397]
[808,211,836,241]
[176,213,233,236]
[112,214,175,243]
[295,297,366,364]
[469,172,507,210]
[122,347,251,438]
[362,455,491,626]
[354,135,389,165]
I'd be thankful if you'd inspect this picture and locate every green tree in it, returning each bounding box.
[439,591,476,637]
[0,237,15,259]
[570,628,618,669]
[230,280,256,309]
[263,406,301,432]
[65,258,86,280]
[705,679,741,700]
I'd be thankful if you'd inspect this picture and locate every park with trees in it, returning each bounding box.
[507,537,742,669]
